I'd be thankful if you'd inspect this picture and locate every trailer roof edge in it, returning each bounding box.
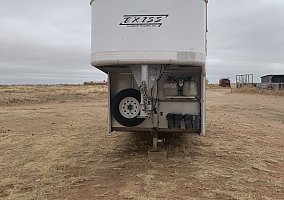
[90,0,208,6]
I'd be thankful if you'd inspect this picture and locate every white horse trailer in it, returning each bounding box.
[90,0,208,149]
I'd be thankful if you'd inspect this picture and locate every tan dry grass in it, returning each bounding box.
[0,84,108,106]
[206,83,232,89]
[232,86,284,96]
[0,86,283,199]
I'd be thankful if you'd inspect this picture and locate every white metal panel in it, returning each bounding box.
[91,0,207,66]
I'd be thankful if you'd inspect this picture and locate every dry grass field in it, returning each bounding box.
[0,85,283,200]
[232,86,284,96]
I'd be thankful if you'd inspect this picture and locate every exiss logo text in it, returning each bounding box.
[119,15,169,27]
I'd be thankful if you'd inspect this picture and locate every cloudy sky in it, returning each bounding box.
[0,0,283,84]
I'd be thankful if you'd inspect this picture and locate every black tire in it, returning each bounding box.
[111,88,145,127]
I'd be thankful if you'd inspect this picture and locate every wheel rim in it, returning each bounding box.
[119,97,140,119]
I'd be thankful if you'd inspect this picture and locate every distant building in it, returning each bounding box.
[259,75,284,90]
[261,75,284,83]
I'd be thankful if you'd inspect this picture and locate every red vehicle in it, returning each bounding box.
[219,78,231,87]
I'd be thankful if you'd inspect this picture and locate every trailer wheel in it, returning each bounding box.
[111,88,145,127]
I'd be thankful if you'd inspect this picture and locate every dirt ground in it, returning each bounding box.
[0,85,283,200]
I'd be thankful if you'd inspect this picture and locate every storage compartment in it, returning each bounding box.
[183,80,198,97]
[163,80,178,96]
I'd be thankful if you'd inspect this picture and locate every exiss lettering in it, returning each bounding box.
[119,15,168,27]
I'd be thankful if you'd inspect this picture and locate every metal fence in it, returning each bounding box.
[236,74,254,88]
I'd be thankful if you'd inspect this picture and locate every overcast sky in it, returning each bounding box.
[0,0,283,84]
